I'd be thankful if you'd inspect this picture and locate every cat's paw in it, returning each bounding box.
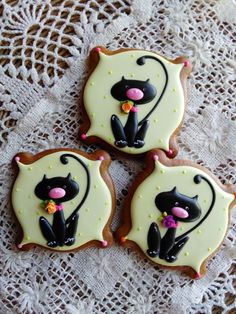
[134,139,145,148]
[47,241,58,247]
[64,237,75,246]
[165,255,177,263]
[115,140,128,148]
[147,249,159,258]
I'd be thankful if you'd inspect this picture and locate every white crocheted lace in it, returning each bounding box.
[0,0,235,313]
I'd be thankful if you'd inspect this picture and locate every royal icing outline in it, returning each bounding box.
[12,149,114,251]
[117,150,236,278]
[81,47,191,156]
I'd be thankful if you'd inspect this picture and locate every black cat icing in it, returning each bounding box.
[147,174,216,263]
[34,153,90,248]
[35,173,79,204]
[110,55,168,149]
[155,187,201,222]
[111,77,157,104]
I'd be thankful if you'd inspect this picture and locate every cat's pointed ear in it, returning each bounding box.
[171,187,177,192]
[67,173,72,180]
[192,195,198,200]
[43,174,47,180]
[122,76,125,81]
[146,78,150,82]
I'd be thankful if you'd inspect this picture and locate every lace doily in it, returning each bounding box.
[0,0,235,313]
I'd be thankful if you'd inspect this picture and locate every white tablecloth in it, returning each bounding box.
[0,0,235,313]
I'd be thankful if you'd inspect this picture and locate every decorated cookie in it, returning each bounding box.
[116,150,236,278]
[12,149,115,251]
[80,46,191,157]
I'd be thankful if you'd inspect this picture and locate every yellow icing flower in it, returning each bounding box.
[45,200,57,215]
[121,101,133,113]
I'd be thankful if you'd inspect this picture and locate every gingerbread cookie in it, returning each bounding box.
[80,47,191,157]
[116,150,236,278]
[11,149,115,251]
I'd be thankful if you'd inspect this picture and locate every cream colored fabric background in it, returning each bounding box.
[0,0,235,313]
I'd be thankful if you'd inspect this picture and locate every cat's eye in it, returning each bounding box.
[125,85,129,89]
[47,186,51,190]
[63,185,67,189]
[185,206,189,210]
[175,202,179,206]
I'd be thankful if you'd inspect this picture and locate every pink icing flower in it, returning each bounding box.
[162,215,178,228]
[56,204,64,211]
[130,106,138,113]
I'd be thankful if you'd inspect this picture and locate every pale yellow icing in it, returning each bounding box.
[126,160,234,273]
[83,50,185,154]
[12,151,112,250]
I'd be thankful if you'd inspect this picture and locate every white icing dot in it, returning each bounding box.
[70,201,75,205]
[156,186,160,190]
[79,232,82,236]
[173,108,178,113]
[90,82,95,86]
[182,170,187,174]
[15,188,20,192]
[208,247,212,252]
[108,70,112,75]
[94,184,99,189]
[154,118,158,123]
[130,73,135,77]
[137,227,142,231]
[91,113,95,118]
[26,236,30,241]
[98,217,102,221]
[103,96,107,99]
[172,88,176,92]
[148,214,153,218]
[18,210,23,214]
[180,227,184,231]
[184,252,189,256]
[28,195,32,199]
[48,165,53,169]
[160,170,165,174]
[28,167,32,171]
[158,139,163,144]
[197,229,202,234]
[138,195,143,199]
[101,123,104,128]
[36,211,40,215]
[85,208,90,212]
[73,176,77,180]
[130,54,135,58]
[223,207,227,211]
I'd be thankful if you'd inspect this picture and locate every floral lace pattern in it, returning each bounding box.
[0,0,131,86]
[0,0,235,313]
